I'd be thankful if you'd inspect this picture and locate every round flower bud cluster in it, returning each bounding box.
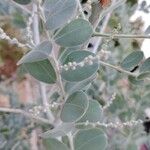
[60,54,98,71]
[62,61,78,71]
[60,49,111,72]
[28,102,60,116]
[77,119,143,129]
[98,49,111,60]
[103,92,116,110]
[26,13,35,46]
[29,105,43,116]
[110,23,122,39]
[0,27,31,48]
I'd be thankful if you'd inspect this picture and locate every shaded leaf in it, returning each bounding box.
[60,91,89,122]
[74,128,107,150]
[17,41,56,84]
[78,100,102,123]
[22,59,57,84]
[121,51,144,71]
[43,138,69,150]
[13,0,31,5]
[140,58,150,73]
[65,75,96,94]
[128,75,144,86]
[137,72,150,80]
[59,47,80,63]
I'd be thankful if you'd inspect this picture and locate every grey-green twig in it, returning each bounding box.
[0,107,52,125]
[93,32,150,39]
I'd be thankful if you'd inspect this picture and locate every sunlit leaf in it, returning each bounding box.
[41,123,74,138]
[44,0,77,30]
[61,50,99,82]
[18,41,52,64]
[54,19,93,47]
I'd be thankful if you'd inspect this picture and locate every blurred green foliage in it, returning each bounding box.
[0,0,150,149]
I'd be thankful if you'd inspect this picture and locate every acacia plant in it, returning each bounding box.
[0,0,150,149]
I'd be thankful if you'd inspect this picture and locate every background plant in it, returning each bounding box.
[0,0,150,149]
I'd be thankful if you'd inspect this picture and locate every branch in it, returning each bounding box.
[91,8,112,53]
[76,0,86,20]
[92,0,116,53]
[93,32,150,39]
[0,27,32,48]
[68,132,75,150]
[76,119,143,128]
[92,0,126,30]
[40,84,55,121]
[99,60,150,81]
[60,55,150,81]
[32,2,54,122]
[39,6,66,100]
[32,3,40,44]
[99,60,137,77]
[0,107,52,125]
[60,55,136,77]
